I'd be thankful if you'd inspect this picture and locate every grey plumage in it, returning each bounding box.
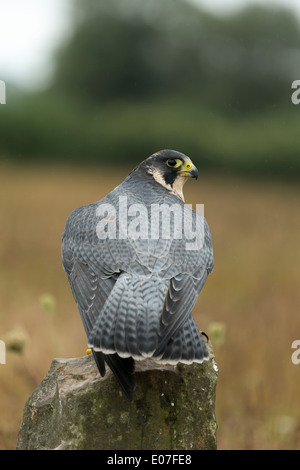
[62,149,213,400]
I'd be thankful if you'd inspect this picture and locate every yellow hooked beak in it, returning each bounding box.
[178,161,199,179]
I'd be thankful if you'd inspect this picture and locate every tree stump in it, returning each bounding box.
[17,343,218,450]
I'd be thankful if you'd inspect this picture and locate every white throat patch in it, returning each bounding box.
[147,168,187,201]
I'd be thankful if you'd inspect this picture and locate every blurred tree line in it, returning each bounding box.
[1,0,300,178]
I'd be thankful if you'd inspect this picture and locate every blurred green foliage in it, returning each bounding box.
[39,294,56,316]
[1,0,300,178]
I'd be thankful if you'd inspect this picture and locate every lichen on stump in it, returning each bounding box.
[17,343,218,450]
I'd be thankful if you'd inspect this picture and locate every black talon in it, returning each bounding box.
[200,331,209,343]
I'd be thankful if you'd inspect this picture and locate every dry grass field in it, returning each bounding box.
[1,161,300,450]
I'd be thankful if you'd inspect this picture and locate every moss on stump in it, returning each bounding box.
[17,344,218,450]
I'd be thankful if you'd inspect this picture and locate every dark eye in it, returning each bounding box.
[167,159,179,167]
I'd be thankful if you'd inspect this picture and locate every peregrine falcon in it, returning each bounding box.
[62,150,213,400]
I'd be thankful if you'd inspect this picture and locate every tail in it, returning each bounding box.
[88,273,167,359]
[88,273,165,401]
[92,349,135,401]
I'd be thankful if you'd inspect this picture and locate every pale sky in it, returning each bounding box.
[0,0,300,90]
[0,0,72,89]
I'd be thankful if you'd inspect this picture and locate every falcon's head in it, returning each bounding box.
[141,149,199,200]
